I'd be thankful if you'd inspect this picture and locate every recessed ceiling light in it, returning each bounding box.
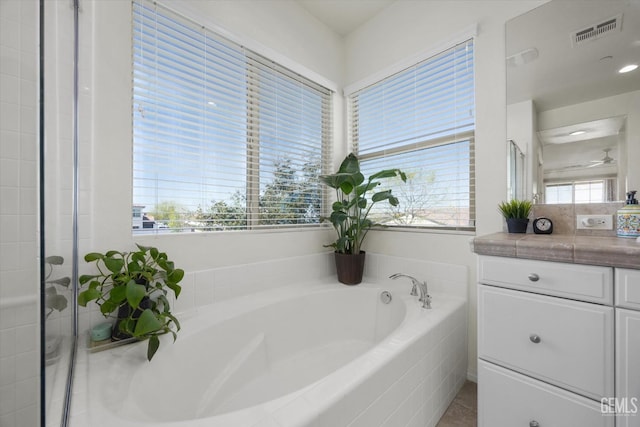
[619,64,638,73]
[207,101,217,107]
[569,130,586,136]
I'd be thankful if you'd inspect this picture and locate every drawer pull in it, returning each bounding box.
[529,421,540,427]
[529,334,541,344]
[528,273,540,282]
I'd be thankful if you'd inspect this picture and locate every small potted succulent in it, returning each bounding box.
[320,153,406,284]
[78,244,184,361]
[498,199,532,233]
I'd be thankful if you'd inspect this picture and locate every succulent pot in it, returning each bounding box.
[334,251,366,285]
[506,218,529,233]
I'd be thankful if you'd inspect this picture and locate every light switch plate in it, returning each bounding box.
[576,214,613,230]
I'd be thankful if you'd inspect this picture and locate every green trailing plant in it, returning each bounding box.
[78,244,184,361]
[319,153,407,254]
[44,256,70,319]
[498,199,533,219]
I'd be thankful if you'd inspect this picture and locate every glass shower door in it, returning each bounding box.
[41,0,78,425]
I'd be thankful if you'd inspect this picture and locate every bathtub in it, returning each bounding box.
[74,280,467,427]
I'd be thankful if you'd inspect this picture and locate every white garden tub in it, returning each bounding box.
[76,280,467,427]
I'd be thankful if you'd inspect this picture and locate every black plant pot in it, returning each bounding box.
[111,296,152,341]
[334,251,366,285]
[506,218,529,233]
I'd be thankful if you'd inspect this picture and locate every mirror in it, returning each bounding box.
[506,0,640,203]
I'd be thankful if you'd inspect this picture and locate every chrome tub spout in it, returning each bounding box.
[389,273,432,309]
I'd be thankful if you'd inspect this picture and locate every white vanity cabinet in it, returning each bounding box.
[477,255,615,427]
[616,268,640,427]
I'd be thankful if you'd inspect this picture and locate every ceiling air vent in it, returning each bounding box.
[571,14,622,47]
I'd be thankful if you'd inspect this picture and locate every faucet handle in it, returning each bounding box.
[424,294,432,309]
[410,283,418,296]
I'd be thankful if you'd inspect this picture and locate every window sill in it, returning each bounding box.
[370,226,476,236]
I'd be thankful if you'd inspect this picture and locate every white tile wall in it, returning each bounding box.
[78,252,336,334]
[0,1,41,426]
[179,252,467,314]
[365,252,469,300]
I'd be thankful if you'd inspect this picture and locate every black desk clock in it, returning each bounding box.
[533,217,553,234]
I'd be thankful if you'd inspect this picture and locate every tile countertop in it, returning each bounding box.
[470,233,640,270]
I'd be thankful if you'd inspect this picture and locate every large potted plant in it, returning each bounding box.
[320,153,406,284]
[78,244,184,361]
[498,199,532,233]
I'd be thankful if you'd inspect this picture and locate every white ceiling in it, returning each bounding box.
[507,1,640,112]
[296,0,396,36]
[298,1,640,108]
[538,116,626,145]
[539,116,624,174]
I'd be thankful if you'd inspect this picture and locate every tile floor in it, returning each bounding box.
[436,381,477,427]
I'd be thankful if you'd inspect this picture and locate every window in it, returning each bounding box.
[545,179,615,204]
[348,40,475,230]
[132,0,332,233]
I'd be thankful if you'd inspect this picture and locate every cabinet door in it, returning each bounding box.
[615,269,640,310]
[478,285,614,400]
[616,308,640,427]
[479,360,614,427]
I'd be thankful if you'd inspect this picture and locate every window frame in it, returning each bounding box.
[544,179,615,204]
[346,37,476,232]
[131,0,334,235]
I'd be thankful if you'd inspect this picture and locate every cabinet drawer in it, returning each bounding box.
[479,360,614,427]
[478,285,614,400]
[479,255,613,304]
[615,268,640,310]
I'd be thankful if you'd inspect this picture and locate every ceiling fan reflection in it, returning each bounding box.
[586,148,615,168]
[553,148,616,171]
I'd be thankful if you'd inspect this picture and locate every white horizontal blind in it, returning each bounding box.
[132,0,332,233]
[349,40,475,230]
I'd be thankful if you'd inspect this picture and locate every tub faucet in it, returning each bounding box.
[389,273,432,309]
